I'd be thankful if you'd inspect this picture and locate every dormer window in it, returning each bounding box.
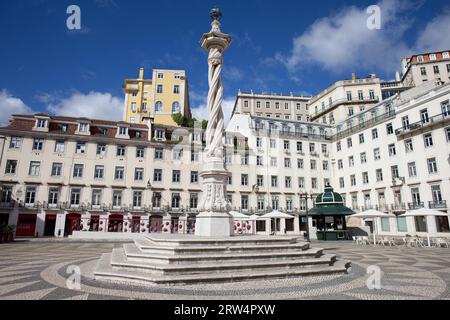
[119,126,128,135]
[443,52,449,59]
[135,131,141,139]
[61,124,68,133]
[79,123,89,132]
[155,129,165,140]
[100,128,108,136]
[37,119,47,128]
[429,53,436,61]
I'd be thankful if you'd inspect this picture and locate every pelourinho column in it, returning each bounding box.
[195,7,234,237]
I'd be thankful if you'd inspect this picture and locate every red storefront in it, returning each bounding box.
[64,213,82,237]
[108,214,124,233]
[16,214,37,237]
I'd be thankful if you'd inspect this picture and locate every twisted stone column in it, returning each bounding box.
[195,9,234,237]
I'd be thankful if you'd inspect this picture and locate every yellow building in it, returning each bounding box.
[122,68,191,126]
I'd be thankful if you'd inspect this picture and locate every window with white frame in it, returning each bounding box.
[135,168,144,181]
[51,163,62,177]
[427,158,438,174]
[54,141,65,153]
[408,162,417,177]
[94,165,104,179]
[424,133,433,148]
[405,139,414,152]
[73,164,83,178]
[5,160,17,174]
[114,167,124,180]
[76,142,86,154]
[29,161,41,176]
[32,138,44,151]
[9,136,22,149]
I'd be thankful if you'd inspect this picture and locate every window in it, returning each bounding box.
[79,123,89,133]
[372,129,378,139]
[190,194,198,209]
[376,169,383,182]
[155,101,163,112]
[257,175,264,187]
[323,161,329,170]
[360,152,367,164]
[270,157,277,167]
[388,144,396,156]
[51,163,63,177]
[76,142,86,154]
[256,137,262,148]
[113,191,122,207]
[359,134,365,144]
[348,156,354,167]
[275,102,280,109]
[338,160,343,170]
[73,164,83,178]
[5,160,17,174]
[424,133,433,147]
[284,158,291,168]
[309,143,316,153]
[408,162,417,177]
[347,138,352,148]
[431,185,443,204]
[36,119,47,128]
[283,140,290,151]
[25,187,36,205]
[339,177,345,188]
[116,146,126,157]
[297,159,304,169]
[9,137,22,149]
[402,116,410,130]
[433,65,440,74]
[391,166,399,179]
[171,193,181,209]
[369,90,375,100]
[131,102,137,112]
[298,177,305,188]
[386,123,394,135]
[241,195,249,210]
[447,127,450,141]
[152,192,162,208]
[256,101,261,109]
[69,189,81,207]
[54,141,65,153]
[310,160,317,170]
[362,172,369,184]
[133,147,144,159]
[155,148,163,160]
[321,144,327,154]
[141,103,147,112]
[346,91,353,101]
[336,142,341,152]
[442,100,450,116]
[266,102,271,109]
[374,148,381,160]
[420,67,427,76]
[96,144,106,156]
[173,85,180,94]
[135,168,144,181]
[348,106,354,116]
[157,85,163,93]
[94,165,104,179]
[173,149,183,161]
[420,109,429,124]
[285,177,292,188]
[358,90,364,100]
[417,55,424,62]
[270,139,277,149]
[32,138,44,151]
[191,171,198,183]
[48,188,59,206]
[311,178,318,189]
[241,174,248,186]
[29,161,41,176]
[296,141,302,152]
[172,170,181,183]
[405,139,414,152]
[133,191,142,208]
[115,167,125,180]
[271,176,278,188]
[350,175,356,186]
[427,158,438,174]
[153,169,162,182]
[172,102,180,113]
[241,154,249,165]
[118,127,127,135]
[227,176,233,185]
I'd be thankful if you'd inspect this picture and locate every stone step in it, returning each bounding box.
[135,238,310,256]
[95,253,350,286]
[110,248,337,275]
[124,243,324,265]
[143,235,301,248]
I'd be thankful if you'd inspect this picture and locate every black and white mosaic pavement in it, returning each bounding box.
[1,240,449,300]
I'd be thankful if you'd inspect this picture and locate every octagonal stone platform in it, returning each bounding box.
[94,235,351,286]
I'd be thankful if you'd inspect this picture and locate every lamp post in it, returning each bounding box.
[299,191,315,242]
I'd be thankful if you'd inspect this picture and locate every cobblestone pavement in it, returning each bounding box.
[1,239,450,300]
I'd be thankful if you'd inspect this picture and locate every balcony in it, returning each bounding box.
[311,96,380,120]
[391,203,407,211]
[408,202,425,210]
[395,112,450,136]
[429,200,447,209]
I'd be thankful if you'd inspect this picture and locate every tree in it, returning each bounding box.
[171,113,184,126]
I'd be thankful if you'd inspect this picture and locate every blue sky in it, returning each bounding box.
[0,0,449,123]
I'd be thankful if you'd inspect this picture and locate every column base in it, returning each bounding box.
[195,211,234,237]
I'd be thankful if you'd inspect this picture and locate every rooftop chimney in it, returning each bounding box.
[138,67,144,79]
[351,72,357,80]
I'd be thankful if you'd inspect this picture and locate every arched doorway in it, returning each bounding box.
[64,213,81,237]
[149,215,163,233]
[108,214,124,233]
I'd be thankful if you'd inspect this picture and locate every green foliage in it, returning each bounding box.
[201,120,208,130]
[172,113,207,129]
[172,113,184,126]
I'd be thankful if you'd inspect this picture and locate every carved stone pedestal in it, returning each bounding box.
[195,157,233,237]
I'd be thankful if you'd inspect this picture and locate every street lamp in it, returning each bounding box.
[299,191,315,242]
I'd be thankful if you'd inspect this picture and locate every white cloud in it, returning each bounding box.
[278,0,414,75]
[415,10,450,53]
[223,66,244,81]
[46,91,124,121]
[0,89,34,125]
[191,96,236,126]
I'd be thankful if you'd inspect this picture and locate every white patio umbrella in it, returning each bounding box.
[352,210,395,245]
[229,211,251,220]
[402,208,448,247]
[260,210,294,233]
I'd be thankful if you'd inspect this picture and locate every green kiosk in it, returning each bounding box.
[310,185,354,241]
